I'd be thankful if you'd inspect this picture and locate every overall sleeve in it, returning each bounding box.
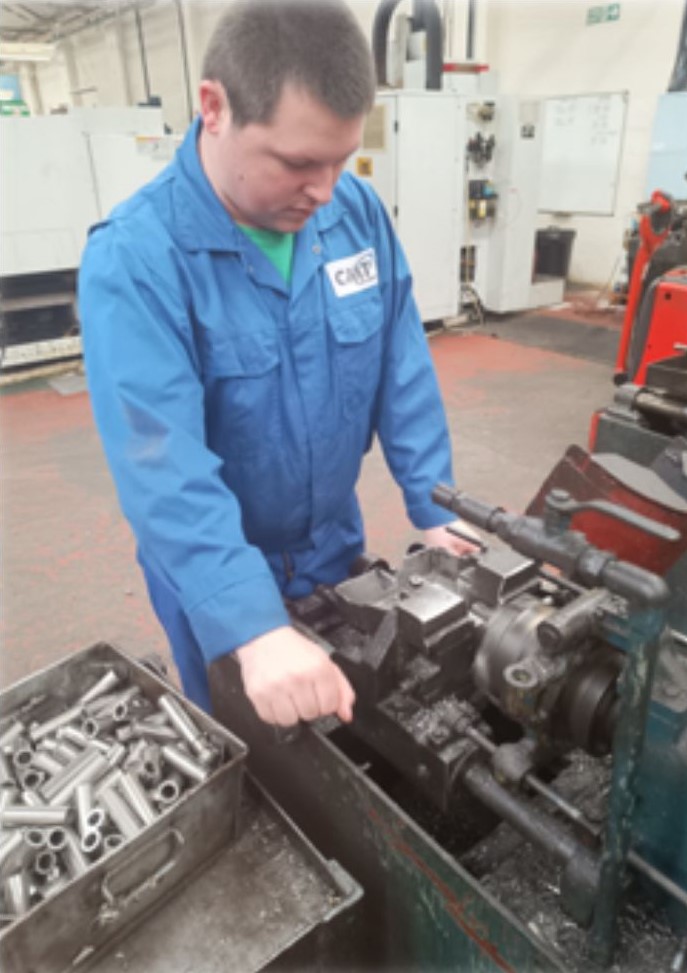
[78,224,290,663]
[369,195,457,530]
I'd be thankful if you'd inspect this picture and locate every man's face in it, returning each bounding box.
[200,81,365,232]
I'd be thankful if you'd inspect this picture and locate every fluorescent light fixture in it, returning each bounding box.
[0,42,56,63]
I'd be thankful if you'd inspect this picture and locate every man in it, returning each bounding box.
[79,0,475,726]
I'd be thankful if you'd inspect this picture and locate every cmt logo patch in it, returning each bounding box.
[325,249,378,298]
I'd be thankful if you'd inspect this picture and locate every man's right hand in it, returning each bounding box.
[235,626,355,727]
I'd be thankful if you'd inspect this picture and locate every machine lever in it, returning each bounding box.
[544,489,680,542]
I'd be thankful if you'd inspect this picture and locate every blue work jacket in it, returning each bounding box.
[79,119,454,710]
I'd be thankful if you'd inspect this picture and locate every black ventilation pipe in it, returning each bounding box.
[372,0,444,91]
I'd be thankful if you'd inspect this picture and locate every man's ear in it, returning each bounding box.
[199,80,230,135]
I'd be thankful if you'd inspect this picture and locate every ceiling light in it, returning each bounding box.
[0,42,56,63]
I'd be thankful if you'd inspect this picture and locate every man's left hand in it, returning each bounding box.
[423,520,482,555]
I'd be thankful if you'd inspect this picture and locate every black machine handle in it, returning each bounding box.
[543,488,680,542]
[432,484,672,608]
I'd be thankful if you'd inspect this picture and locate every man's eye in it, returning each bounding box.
[284,159,311,171]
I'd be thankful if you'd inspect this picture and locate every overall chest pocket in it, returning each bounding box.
[327,294,385,422]
[201,329,281,458]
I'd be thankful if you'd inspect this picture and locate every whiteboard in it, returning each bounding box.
[538,92,628,215]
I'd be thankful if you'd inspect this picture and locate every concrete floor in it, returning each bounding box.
[0,310,620,690]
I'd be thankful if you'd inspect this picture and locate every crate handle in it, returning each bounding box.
[98,828,185,925]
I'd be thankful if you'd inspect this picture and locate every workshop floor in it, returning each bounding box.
[0,306,621,690]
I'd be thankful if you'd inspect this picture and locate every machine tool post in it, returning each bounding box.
[466,727,590,827]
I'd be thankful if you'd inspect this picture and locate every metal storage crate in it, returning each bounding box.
[0,642,247,973]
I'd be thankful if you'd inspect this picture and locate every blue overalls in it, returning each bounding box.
[79,119,454,710]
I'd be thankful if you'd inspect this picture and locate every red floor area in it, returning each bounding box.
[0,327,614,689]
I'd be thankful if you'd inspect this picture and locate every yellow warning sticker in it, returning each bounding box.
[356,157,374,177]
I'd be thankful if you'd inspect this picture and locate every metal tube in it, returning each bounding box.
[42,740,80,763]
[41,747,100,801]
[23,828,47,850]
[4,872,29,916]
[31,751,65,777]
[61,828,89,877]
[75,782,93,836]
[462,762,594,867]
[0,832,24,874]
[41,871,70,900]
[158,695,215,765]
[161,743,210,784]
[81,828,103,858]
[82,714,116,739]
[99,787,143,840]
[12,745,34,770]
[33,849,58,878]
[86,686,140,717]
[57,725,90,749]
[47,827,68,853]
[86,807,107,831]
[152,776,182,807]
[48,752,109,806]
[22,790,43,807]
[78,669,120,706]
[0,721,25,752]
[0,806,71,828]
[0,750,15,787]
[135,6,152,103]
[95,769,123,798]
[85,807,106,831]
[104,833,125,854]
[0,786,18,811]
[130,721,179,743]
[19,768,45,791]
[29,703,84,744]
[119,771,157,825]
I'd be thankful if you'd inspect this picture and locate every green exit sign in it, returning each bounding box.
[587,3,620,24]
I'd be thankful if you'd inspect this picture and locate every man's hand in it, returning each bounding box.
[235,626,355,727]
[423,519,483,556]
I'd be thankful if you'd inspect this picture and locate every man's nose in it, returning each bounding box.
[304,165,337,205]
